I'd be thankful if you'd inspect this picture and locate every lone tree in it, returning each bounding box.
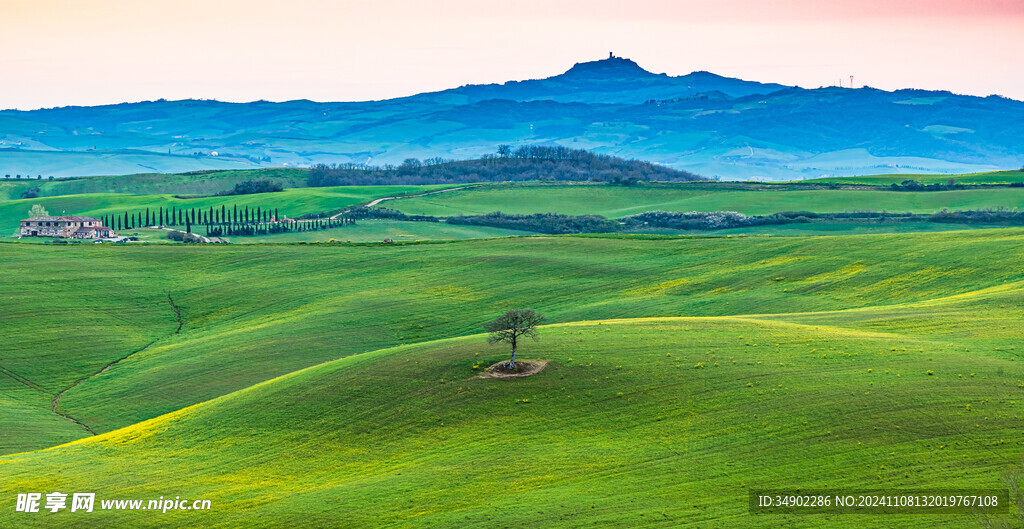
[485,309,545,370]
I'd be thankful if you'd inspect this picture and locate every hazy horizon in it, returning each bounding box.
[2,0,1022,110]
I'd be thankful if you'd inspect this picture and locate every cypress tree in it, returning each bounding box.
[145,208,151,226]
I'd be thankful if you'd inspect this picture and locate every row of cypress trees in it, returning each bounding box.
[207,217,352,237]
[102,205,281,230]
[100,205,354,237]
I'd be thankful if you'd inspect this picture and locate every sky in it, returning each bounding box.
[1,0,1022,109]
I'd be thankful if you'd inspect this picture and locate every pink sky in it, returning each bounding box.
[1,0,1022,109]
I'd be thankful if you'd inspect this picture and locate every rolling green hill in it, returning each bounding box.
[0,168,309,201]
[224,219,534,243]
[1,229,1023,527]
[0,184,462,237]
[385,182,1024,218]
[4,164,1024,528]
[9,179,1024,242]
[2,229,1022,452]
[801,170,1024,186]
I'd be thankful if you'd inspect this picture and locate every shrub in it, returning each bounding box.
[345,206,438,222]
[216,180,284,196]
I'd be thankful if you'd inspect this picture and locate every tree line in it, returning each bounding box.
[307,146,704,186]
[102,205,282,231]
[888,179,1024,191]
[352,207,1024,234]
[447,212,621,234]
[102,204,353,238]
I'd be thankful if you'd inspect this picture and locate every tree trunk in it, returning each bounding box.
[509,343,517,370]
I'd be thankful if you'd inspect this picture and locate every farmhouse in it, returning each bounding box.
[20,216,117,239]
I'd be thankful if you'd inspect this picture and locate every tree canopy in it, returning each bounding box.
[27,204,48,218]
[485,309,546,370]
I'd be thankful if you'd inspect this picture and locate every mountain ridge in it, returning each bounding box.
[1,56,1022,180]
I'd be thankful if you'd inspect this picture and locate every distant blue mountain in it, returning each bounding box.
[1,55,1022,179]
[409,56,789,105]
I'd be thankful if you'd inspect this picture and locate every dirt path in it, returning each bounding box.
[168,293,183,333]
[330,184,481,219]
[49,340,157,436]
[49,294,183,435]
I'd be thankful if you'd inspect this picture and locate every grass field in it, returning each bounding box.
[0,185,459,237]
[3,167,1024,527]
[800,170,1024,186]
[225,219,534,243]
[0,168,309,201]
[673,220,1009,237]
[4,229,1024,442]
[1,229,1023,527]
[225,219,1006,243]
[385,182,1024,218]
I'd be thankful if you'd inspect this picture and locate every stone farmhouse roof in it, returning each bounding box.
[23,215,100,222]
